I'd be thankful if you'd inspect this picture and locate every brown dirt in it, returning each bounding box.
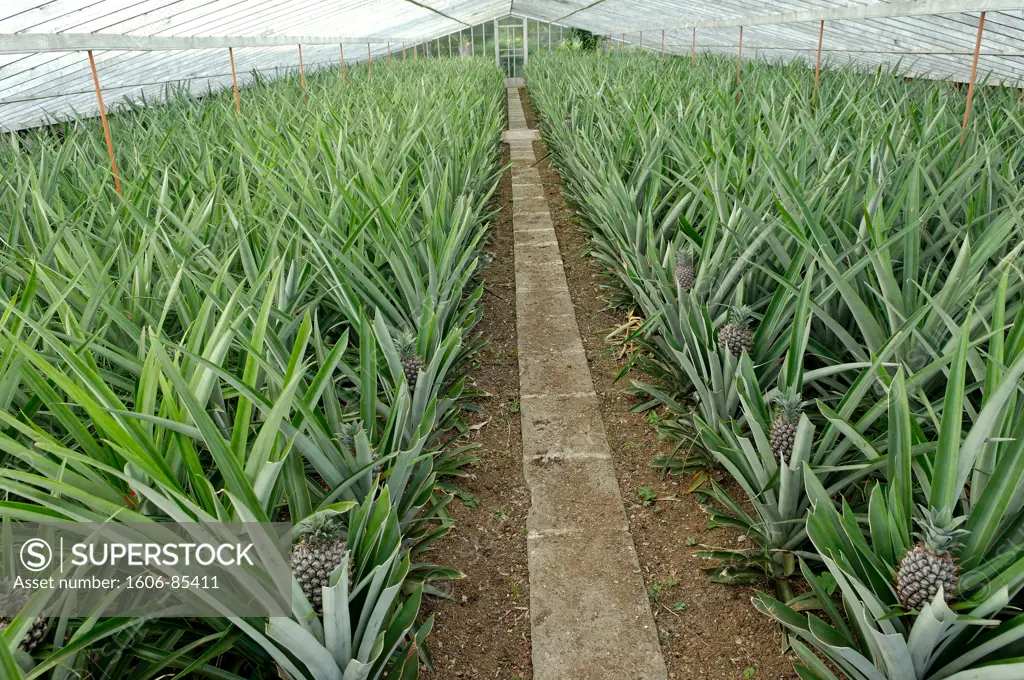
[520,87,798,680]
[422,139,533,680]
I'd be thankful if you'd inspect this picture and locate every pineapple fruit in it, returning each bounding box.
[397,331,422,388]
[770,391,802,464]
[291,517,348,615]
[674,248,694,293]
[718,306,755,357]
[0,580,48,653]
[896,506,969,611]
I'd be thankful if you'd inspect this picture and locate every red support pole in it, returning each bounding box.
[298,44,306,101]
[87,50,121,196]
[736,27,743,104]
[367,43,372,80]
[228,47,241,115]
[961,12,986,146]
[340,44,346,84]
[813,20,824,107]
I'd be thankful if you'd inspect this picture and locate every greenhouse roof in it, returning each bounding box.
[2,0,1022,130]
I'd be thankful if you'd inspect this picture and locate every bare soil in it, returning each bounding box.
[422,140,533,680]
[520,87,798,680]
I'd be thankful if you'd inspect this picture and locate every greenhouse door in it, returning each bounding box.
[495,17,526,78]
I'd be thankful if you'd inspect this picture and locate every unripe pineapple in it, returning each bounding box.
[718,306,754,357]
[340,420,380,477]
[896,507,969,611]
[770,391,802,464]
[674,248,694,293]
[0,580,48,653]
[397,331,422,388]
[291,517,348,615]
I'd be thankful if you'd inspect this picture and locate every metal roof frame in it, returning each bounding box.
[1,0,1022,131]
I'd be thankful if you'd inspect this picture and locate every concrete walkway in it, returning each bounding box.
[507,87,668,680]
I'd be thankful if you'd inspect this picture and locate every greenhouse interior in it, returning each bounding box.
[1,1,1024,679]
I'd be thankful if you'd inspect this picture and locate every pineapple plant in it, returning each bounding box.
[896,506,969,611]
[769,390,802,464]
[717,306,755,357]
[674,248,694,293]
[397,331,422,388]
[291,516,349,615]
[0,579,48,653]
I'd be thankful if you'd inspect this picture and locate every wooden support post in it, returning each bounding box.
[961,12,986,145]
[228,47,241,114]
[367,43,372,80]
[403,41,407,62]
[621,33,624,54]
[736,27,743,103]
[813,20,824,107]
[340,44,346,83]
[87,50,121,195]
[691,28,695,67]
[387,41,391,67]
[639,31,643,51]
[298,44,306,100]
[661,30,665,61]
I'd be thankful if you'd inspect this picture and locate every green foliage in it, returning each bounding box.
[527,49,1024,679]
[0,57,504,677]
[637,486,657,507]
[571,28,601,51]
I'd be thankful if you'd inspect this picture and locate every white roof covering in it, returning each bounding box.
[2,1,1023,131]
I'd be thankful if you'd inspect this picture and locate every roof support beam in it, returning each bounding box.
[555,0,612,23]
[398,0,471,27]
[625,0,1024,32]
[0,32,413,54]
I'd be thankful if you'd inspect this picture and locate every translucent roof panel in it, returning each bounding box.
[2,1,1022,131]
[517,1,1023,86]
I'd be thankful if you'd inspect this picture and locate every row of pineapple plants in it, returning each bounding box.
[0,57,505,678]
[526,50,1024,679]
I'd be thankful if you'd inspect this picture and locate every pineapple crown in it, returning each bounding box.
[396,330,418,359]
[674,246,693,264]
[914,505,970,555]
[772,389,803,421]
[727,305,754,328]
[339,420,362,449]
[295,514,347,547]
